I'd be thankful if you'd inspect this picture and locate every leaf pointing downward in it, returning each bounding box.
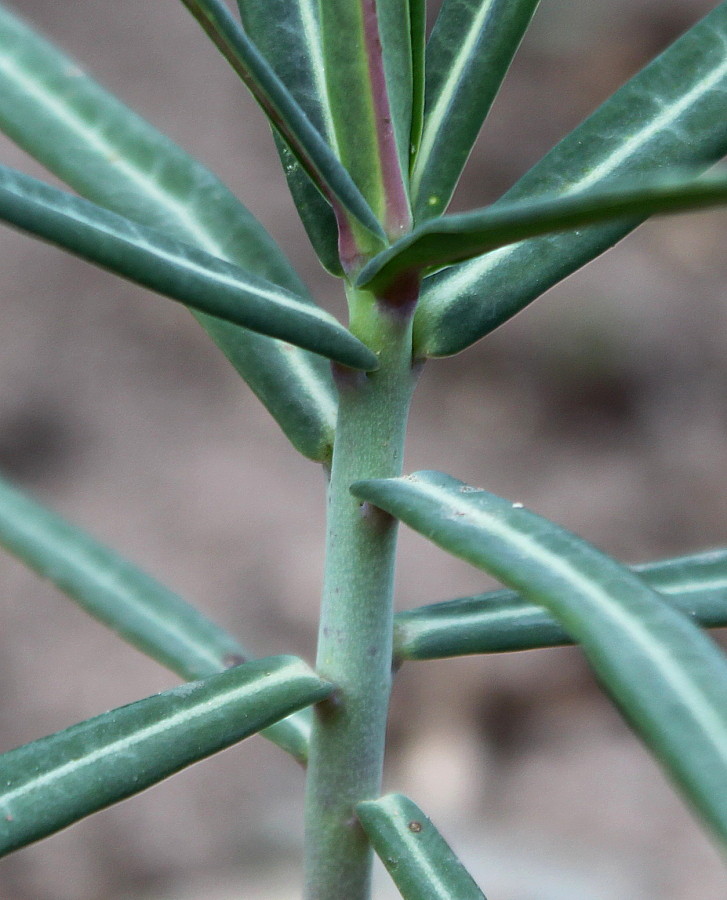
[411,0,540,222]
[357,793,487,900]
[353,471,727,843]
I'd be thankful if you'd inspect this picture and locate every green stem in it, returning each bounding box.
[303,286,419,900]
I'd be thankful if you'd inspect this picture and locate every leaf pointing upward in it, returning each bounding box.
[0,2,338,460]
[0,656,331,856]
[0,472,311,763]
[235,0,342,274]
[180,0,385,240]
[414,1,727,357]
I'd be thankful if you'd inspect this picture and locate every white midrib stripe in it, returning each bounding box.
[111,229,327,317]
[407,604,543,639]
[407,570,727,636]
[399,828,461,898]
[0,51,219,254]
[1,664,299,809]
[299,0,340,155]
[429,53,727,302]
[0,48,338,424]
[407,480,727,758]
[411,0,496,202]
[659,577,727,595]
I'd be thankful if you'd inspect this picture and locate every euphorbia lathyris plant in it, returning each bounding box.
[1,1,727,897]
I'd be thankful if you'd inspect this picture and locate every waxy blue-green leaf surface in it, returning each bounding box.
[0,166,377,371]
[358,171,727,292]
[353,471,727,841]
[0,656,332,855]
[0,2,338,460]
[408,0,426,167]
[316,0,411,246]
[414,1,727,357]
[0,473,311,763]
[376,0,415,183]
[236,0,342,274]
[394,548,727,660]
[411,0,540,222]
[180,0,384,240]
[357,793,487,900]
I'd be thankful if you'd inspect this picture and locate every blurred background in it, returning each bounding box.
[0,0,726,897]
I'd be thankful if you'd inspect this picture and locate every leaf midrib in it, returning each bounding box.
[405,478,727,757]
[0,44,339,423]
[421,49,727,299]
[298,0,339,153]
[0,50,220,255]
[1,663,300,806]
[411,0,496,202]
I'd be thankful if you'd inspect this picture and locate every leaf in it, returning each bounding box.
[408,0,426,167]
[353,471,727,841]
[0,166,378,371]
[394,548,727,660]
[235,0,342,275]
[0,2,337,461]
[0,473,311,763]
[411,0,540,222]
[377,0,415,185]
[316,0,411,244]
[357,793,487,900]
[179,0,385,240]
[414,1,727,358]
[358,170,727,292]
[0,656,332,855]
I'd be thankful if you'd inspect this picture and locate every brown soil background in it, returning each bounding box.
[0,0,726,897]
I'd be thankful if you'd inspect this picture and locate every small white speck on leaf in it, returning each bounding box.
[512,502,524,509]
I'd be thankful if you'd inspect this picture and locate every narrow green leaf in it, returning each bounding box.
[0,166,378,371]
[394,549,727,660]
[353,471,727,841]
[316,0,412,247]
[357,793,487,900]
[0,473,311,763]
[411,0,540,222]
[236,0,342,275]
[179,0,385,240]
[377,0,415,185]
[408,0,426,168]
[414,1,727,357]
[0,656,332,855]
[359,171,727,292]
[0,475,250,680]
[641,549,727,598]
[0,2,337,461]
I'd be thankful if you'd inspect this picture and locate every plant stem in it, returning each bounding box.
[303,286,419,900]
